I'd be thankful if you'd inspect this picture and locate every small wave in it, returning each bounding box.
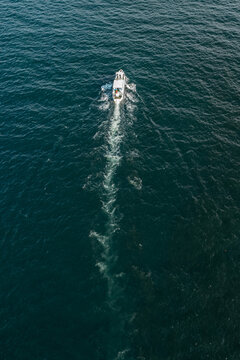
[82,172,103,192]
[125,91,138,103]
[125,80,138,117]
[126,102,137,114]
[128,150,140,160]
[93,130,101,140]
[89,230,108,246]
[101,82,112,92]
[82,174,92,190]
[126,83,136,92]
[114,349,130,360]
[99,92,110,110]
[128,176,142,190]
[95,261,107,274]
[98,82,112,111]
[99,101,110,111]
[100,93,109,102]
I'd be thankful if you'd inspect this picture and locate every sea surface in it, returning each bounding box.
[1,1,240,359]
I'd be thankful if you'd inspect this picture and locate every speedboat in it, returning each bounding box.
[112,69,126,103]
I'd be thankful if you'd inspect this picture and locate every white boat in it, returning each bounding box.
[112,69,126,103]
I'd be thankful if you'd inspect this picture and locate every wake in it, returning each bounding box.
[90,76,138,298]
[90,103,122,297]
[88,76,138,360]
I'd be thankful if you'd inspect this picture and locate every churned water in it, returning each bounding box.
[1,1,240,359]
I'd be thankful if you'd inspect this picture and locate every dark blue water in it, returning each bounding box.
[1,1,240,359]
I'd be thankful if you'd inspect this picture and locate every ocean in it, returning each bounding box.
[1,0,240,359]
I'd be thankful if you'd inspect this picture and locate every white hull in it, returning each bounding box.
[112,69,126,103]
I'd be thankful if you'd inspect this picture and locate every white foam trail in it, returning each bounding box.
[91,78,137,294]
[91,103,122,296]
[90,78,138,360]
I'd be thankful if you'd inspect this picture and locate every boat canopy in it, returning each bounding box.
[113,79,125,89]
